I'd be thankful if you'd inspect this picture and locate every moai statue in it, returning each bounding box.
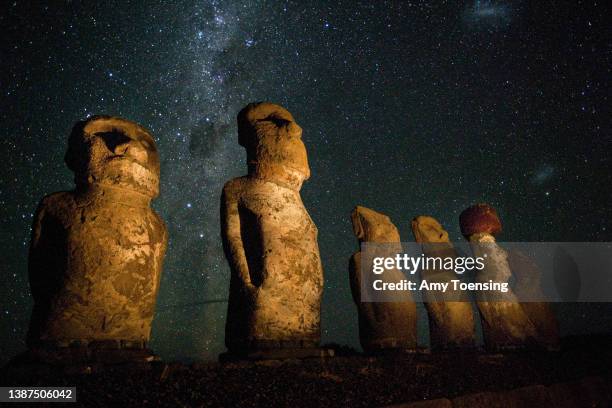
[507,250,560,351]
[221,102,327,359]
[349,206,417,353]
[459,203,537,351]
[26,116,167,364]
[411,216,476,350]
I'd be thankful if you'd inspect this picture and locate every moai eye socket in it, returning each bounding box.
[259,114,291,128]
[96,130,132,154]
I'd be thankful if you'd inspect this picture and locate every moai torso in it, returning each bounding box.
[411,216,476,350]
[27,116,167,350]
[508,250,560,351]
[349,206,417,352]
[222,103,323,354]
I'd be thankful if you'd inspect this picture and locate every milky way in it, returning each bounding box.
[464,0,513,29]
[1,1,610,362]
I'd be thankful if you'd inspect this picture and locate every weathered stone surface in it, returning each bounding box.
[222,102,324,355]
[349,206,417,352]
[507,250,560,351]
[27,116,168,359]
[459,204,537,351]
[411,216,476,350]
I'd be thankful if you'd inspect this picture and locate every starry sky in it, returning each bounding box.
[1,1,610,363]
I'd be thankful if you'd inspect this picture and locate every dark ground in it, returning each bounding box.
[2,335,610,408]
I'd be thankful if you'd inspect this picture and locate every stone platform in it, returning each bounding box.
[219,347,335,362]
[1,335,610,407]
[5,343,160,375]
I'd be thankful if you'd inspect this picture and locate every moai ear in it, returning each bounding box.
[351,206,366,240]
[64,119,90,174]
[237,104,257,148]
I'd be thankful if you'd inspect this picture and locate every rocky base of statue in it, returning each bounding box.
[220,340,334,361]
[360,338,422,355]
[5,342,160,375]
[219,348,335,362]
[364,349,422,357]
[428,344,482,353]
[482,342,559,353]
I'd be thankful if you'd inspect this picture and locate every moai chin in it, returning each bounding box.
[459,203,537,351]
[26,116,167,363]
[221,102,325,358]
[349,206,417,353]
[411,216,476,350]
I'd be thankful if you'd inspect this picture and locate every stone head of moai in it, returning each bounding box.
[411,215,455,257]
[411,216,450,243]
[65,115,160,198]
[237,102,309,190]
[351,206,401,244]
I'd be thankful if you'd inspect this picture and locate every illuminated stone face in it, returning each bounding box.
[238,102,310,190]
[411,216,449,244]
[222,103,323,354]
[27,116,167,355]
[65,115,160,197]
[349,206,417,352]
[351,205,401,244]
[411,215,476,351]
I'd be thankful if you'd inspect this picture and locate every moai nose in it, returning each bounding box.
[112,142,129,155]
[287,122,302,137]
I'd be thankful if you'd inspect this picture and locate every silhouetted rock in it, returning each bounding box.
[25,116,167,363]
[221,103,325,358]
[411,215,476,350]
[349,206,417,352]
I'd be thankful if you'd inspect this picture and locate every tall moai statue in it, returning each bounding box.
[411,216,476,350]
[507,250,560,351]
[221,102,326,359]
[349,206,417,353]
[26,116,168,363]
[459,203,537,351]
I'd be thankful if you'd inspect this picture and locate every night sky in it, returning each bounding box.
[1,1,610,363]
